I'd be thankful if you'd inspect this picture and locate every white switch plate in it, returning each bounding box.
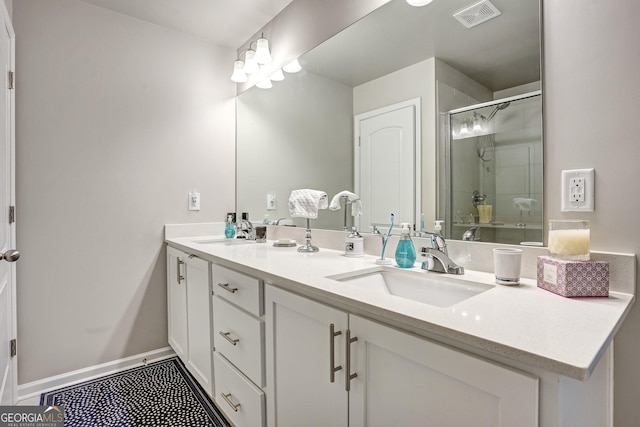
[267,193,276,211]
[188,192,200,211]
[561,169,594,212]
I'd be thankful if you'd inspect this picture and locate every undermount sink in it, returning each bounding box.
[328,266,493,308]
[191,237,256,245]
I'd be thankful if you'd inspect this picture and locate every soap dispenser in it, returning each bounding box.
[224,214,236,239]
[395,222,416,268]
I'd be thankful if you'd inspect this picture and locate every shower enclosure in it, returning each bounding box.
[443,91,543,245]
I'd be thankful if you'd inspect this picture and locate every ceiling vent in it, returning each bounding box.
[453,0,502,29]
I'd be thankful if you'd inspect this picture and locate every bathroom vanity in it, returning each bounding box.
[165,225,634,427]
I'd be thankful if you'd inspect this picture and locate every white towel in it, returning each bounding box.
[288,189,328,219]
[329,191,362,217]
[512,198,538,212]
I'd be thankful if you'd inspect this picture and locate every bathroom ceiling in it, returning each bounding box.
[79,0,294,48]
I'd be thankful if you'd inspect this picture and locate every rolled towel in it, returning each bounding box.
[288,189,328,219]
[329,191,362,217]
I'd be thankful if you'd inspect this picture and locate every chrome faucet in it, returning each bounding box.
[462,226,481,241]
[420,247,465,275]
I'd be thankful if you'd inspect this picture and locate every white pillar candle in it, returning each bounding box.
[548,229,590,258]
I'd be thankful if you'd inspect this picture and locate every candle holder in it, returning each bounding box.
[548,220,590,261]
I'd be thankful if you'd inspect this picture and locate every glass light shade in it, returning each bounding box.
[254,38,272,64]
[230,60,248,83]
[283,59,302,73]
[406,0,433,6]
[256,78,273,89]
[269,69,285,81]
[243,50,259,74]
[473,119,482,131]
[459,122,468,134]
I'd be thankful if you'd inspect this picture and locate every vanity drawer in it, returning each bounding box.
[213,296,264,386]
[214,352,265,427]
[212,264,263,317]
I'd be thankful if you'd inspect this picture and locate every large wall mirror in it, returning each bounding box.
[236,0,541,243]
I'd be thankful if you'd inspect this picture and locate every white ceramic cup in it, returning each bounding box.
[493,248,523,285]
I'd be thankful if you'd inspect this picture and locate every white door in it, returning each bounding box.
[0,2,15,406]
[348,315,538,427]
[355,99,419,231]
[265,285,348,427]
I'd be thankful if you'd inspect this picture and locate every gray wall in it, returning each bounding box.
[543,0,640,425]
[14,0,235,383]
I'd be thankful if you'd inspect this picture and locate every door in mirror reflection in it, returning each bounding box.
[356,100,419,232]
[447,92,542,246]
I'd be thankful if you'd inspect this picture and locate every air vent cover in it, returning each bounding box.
[453,0,502,29]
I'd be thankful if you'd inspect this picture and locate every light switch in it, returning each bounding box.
[188,192,201,211]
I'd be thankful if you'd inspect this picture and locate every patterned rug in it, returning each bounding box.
[40,357,230,427]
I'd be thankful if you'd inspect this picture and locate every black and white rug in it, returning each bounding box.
[40,357,230,427]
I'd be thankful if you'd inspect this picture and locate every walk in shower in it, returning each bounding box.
[443,91,543,245]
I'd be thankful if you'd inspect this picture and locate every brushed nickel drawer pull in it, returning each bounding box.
[329,323,342,383]
[218,282,238,293]
[345,329,358,392]
[220,392,241,412]
[176,258,184,284]
[219,331,240,346]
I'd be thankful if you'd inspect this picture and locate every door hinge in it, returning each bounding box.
[10,339,16,357]
[7,71,13,90]
[9,206,15,224]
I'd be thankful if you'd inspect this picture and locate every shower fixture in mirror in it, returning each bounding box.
[236,0,541,242]
[444,92,543,245]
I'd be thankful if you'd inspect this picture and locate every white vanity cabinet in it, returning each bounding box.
[212,264,266,427]
[166,246,213,397]
[265,284,538,427]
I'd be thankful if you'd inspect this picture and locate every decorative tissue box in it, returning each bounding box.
[536,256,609,298]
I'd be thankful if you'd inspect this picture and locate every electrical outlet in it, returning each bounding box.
[188,192,200,211]
[267,193,276,210]
[561,169,594,212]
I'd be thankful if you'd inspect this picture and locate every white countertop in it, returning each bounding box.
[166,235,634,381]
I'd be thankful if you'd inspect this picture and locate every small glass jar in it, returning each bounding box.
[548,220,590,261]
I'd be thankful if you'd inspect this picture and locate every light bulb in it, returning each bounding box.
[473,119,482,132]
[256,78,273,89]
[460,122,468,134]
[243,50,259,74]
[254,37,272,64]
[406,0,433,6]
[283,59,302,73]
[230,60,248,83]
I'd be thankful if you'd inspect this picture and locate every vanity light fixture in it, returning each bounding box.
[254,34,272,64]
[269,69,285,81]
[230,60,248,83]
[473,112,482,131]
[256,78,273,89]
[283,58,302,73]
[243,49,260,74]
[406,0,434,6]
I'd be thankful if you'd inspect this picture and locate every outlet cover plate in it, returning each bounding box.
[561,168,594,212]
[188,192,201,211]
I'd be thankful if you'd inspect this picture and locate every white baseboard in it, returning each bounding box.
[17,346,176,402]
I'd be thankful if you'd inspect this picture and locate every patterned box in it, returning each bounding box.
[536,256,609,298]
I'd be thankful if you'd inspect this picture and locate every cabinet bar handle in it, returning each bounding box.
[219,331,240,346]
[329,323,342,383]
[345,329,358,392]
[217,282,238,293]
[220,392,241,412]
[176,258,184,283]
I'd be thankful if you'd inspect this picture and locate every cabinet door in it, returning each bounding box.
[349,315,539,427]
[185,254,213,397]
[265,285,348,427]
[167,247,188,360]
